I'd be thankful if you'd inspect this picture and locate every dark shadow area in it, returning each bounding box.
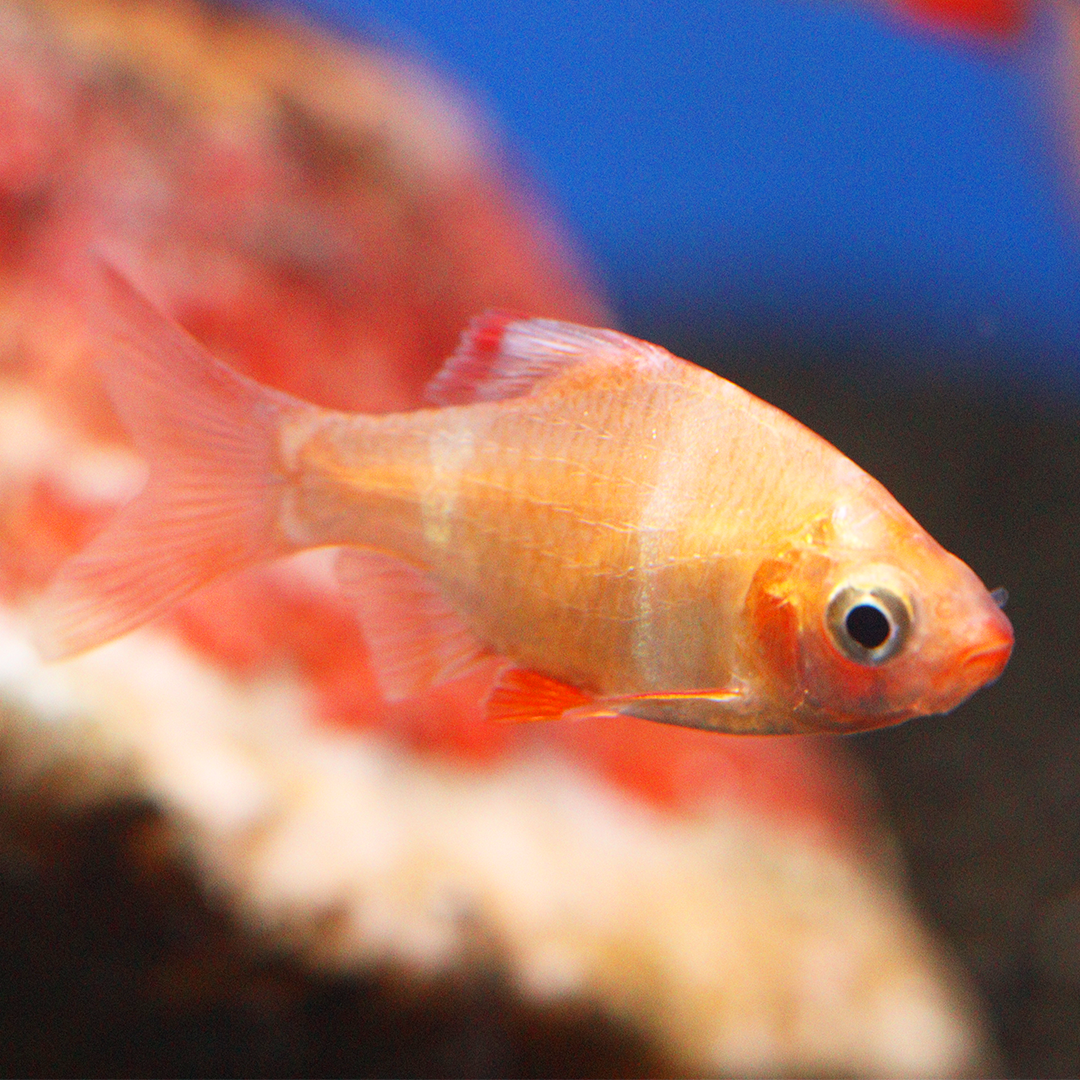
[1,315,1076,1077]
[641,311,1080,1079]
[0,797,675,1078]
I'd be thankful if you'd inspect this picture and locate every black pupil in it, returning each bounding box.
[845,603,891,649]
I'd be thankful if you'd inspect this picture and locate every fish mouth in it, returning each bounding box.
[927,607,1013,708]
[956,634,1013,690]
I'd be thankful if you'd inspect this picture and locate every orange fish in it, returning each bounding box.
[34,267,1012,735]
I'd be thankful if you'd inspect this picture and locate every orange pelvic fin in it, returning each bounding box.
[424,310,675,406]
[335,548,489,702]
[33,265,311,660]
[485,666,602,723]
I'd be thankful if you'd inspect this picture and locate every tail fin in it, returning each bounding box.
[34,265,312,659]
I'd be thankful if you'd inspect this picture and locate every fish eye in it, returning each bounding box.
[826,585,911,665]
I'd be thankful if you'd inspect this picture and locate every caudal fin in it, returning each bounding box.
[34,265,312,660]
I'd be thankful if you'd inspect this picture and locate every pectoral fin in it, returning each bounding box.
[603,689,763,732]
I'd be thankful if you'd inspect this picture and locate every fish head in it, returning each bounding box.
[743,492,1013,734]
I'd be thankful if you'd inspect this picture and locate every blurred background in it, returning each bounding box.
[287,0,1080,1072]
[0,0,1078,1075]
[300,0,1080,383]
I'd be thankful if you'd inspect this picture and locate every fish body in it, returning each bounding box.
[289,337,871,713]
[36,268,1012,734]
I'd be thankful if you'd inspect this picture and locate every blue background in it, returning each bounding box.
[223,10,1080,1075]
[282,0,1080,390]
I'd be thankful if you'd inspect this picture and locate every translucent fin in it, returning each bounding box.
[335,548,489,702]
[424,310,675,406]
[485,666,598,723]
[486,668,749,729]
[608,689,749,732]
[33,265,311,660]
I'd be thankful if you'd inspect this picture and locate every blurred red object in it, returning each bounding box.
[0,0,874,844]
[885,0,1030,39]
[0,3,993,1073]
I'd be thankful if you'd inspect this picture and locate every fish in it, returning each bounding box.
[33,266,1013,735]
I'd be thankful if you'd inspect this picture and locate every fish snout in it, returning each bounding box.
[956,604,1014,690]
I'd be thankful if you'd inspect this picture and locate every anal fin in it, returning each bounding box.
[335,548,489,702]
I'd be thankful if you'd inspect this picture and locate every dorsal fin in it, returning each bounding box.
[335,548,489,702]
[424,311,675,406]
